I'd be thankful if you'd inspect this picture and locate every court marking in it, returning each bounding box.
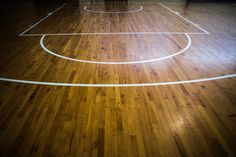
[19,3,67,36]
[84,5,143,13]
[40,33,191,64]
[19,3,209,36]
[0,74,235,87]
[3,1,230,87]
[159,3,209,34]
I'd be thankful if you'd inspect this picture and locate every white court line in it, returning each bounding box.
[19,3,67,36]
[0,74,235,87]
[3,1,233,87]
[19,2,209,36]
[159,3,209,34]
[40,33,191,64]
[84,5,143,13]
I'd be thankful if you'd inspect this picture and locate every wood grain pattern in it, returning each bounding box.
[0,1,236,157]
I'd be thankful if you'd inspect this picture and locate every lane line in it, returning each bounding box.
[84,5,143,13]
[19,3,67,36]
[40,33,191,64]
[5,2,234,87]
[159,3,209,34]
[19,3,209,36]
[0,74,235,87]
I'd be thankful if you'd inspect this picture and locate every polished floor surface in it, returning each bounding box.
[0,1,236,157]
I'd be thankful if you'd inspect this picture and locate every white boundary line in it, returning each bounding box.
[159,3,209,34]
[5,1,227,87]
[40,33,191,64]
[19,3,209,36]
[19,3,67,36]
[84,5,143,13]
[0,74,235,87]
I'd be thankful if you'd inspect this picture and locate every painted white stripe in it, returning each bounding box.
[0,74,235,87]
[40,33,191,64]
[84,5,143,13]
[20,32,208,37]
[159,3,209,34]
[19,3,67,36]
[18,2,209,36]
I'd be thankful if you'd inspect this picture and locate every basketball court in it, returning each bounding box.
[0,0,235,156]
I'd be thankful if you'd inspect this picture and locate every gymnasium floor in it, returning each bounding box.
[0,0,236,156]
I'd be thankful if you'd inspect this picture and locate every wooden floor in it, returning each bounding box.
[0,1,236,157]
